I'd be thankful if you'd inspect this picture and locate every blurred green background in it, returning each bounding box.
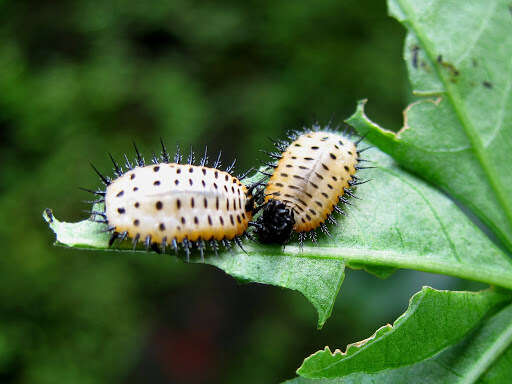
[0,1,484,383]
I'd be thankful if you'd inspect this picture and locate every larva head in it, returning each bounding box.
[254,199,295,244]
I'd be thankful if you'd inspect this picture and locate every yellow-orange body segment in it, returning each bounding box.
[265,131,358,232]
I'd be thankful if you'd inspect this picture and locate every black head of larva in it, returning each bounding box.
[254,199,295,244]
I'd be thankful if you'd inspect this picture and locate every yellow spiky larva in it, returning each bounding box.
[255,129,366,245]
[88,142,256,260]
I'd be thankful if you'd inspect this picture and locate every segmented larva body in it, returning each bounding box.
[87,141,258,260]
[255,128,368,245]
[265,131,357,232]
[105,163,251,244]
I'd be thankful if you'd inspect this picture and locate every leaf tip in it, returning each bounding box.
[43,208,54,224]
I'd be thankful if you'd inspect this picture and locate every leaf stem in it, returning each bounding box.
[274,246,512,290]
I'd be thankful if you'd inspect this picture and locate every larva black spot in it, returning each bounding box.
[309,209,316,215]
[189,167,193,173]
[208,215,213,225]
[134,219,140,226]
[314,172,323,180]
[175,179,179,185]
[133,187,138,192]
[153,166,160,172]
[135,202,140,208]
[194,216,199,224]
[280,173,289,177]
[214,171,219,178]
[216,197,219,210]
[116,191,124,197]
[304,157,314,161]
[155,201,163,210]
[293,174,304,180]
[344,165,349,171]
[190,198,195,208]
[176,199,182,209]
[181,217,186,224]
[176,168,181,174]
[202,168,206,175]
[118,207,126,214]
[230,215,235,225]
[225,174,229,181]
[203,198,208,208]
[311,146,319,150]
[202,180,206,187]
[154,180,160,186]
[130,174,135,180]
[213,182,218,189]
[219,216,224,225]
[330,153,337,160]
[159,223,166,231]
[315,201,323,207]
[299,165,308,170]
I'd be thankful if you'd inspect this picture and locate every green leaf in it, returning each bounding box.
[348,0,512,251]
[287,288,512,383]
[44,146,512,327]
[42,208,344,329]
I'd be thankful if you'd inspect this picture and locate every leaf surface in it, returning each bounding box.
[287,288,512,383]
[348,0,512,250]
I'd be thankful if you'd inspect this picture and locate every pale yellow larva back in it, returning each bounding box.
[265,131,358,232]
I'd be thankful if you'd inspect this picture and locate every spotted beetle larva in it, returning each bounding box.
[254,125,371,246]
[84,140,260,261]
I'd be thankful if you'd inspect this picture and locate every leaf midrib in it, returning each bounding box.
[457,304,512,384]
[395,0,512,248]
